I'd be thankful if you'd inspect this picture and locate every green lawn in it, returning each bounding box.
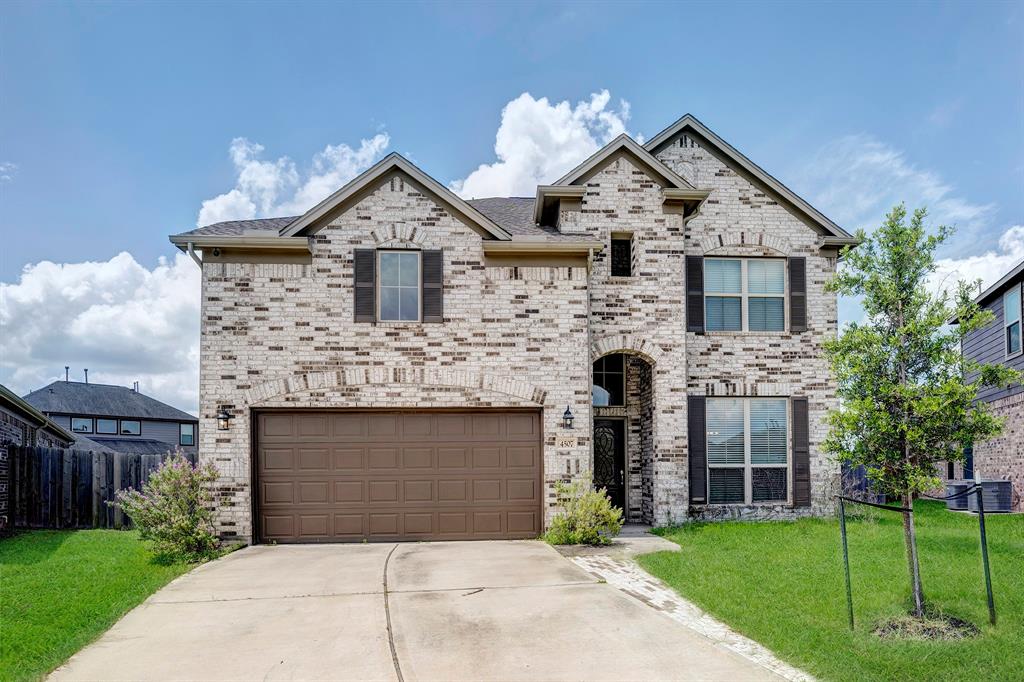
[639,501,1024,682]
[0,530,191,681]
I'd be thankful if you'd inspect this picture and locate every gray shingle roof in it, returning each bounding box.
[170,197,590,243]
[23,381,197,422]
[70,432,120,454]
[90,437,179,456]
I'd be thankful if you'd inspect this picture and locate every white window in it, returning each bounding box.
[706,398,788,504]
[705,258,786,332]
[378,251,420,322]
[1005,284,1022,357]
[71,417,93,433]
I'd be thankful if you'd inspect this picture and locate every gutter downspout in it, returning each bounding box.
[186,242,203,268]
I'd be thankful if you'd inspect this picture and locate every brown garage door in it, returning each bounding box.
[255,410,542,543]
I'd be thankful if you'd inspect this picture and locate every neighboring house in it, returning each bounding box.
[22,381,198,458]
[1,383,75,531]
[170,114,858,544]
[958,259,1024,511]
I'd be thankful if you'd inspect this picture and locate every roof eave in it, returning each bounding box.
[168,235,312,252]
[483,240,604,255]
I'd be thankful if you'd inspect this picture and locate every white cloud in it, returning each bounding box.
[931,225,1024,296]
[197,133,390,226]
[0,253,201,414]
[0,161,17,182]
[798,134,995,245]
[450,90,633,199]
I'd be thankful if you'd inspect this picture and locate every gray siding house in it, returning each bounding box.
[170,114,858,544]
[23,381,198,458]
[960,259,1024,511]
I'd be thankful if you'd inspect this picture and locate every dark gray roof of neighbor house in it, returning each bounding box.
[70,432,120,455]
[90,437,179,456]
[170,197,587,242]
[23,381,197,422]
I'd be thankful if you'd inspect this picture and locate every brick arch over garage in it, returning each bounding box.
[243,368,548,407]
[591,334,663,366]
[696,230,792,256]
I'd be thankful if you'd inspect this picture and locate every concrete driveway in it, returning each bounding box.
[50,541,780,682]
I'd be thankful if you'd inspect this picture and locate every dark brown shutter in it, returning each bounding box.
[792,397,811,507]
[686,255,704,333]
[422,249,443,323]
[688,395,707,503]
[353,249,376,323]
[789,257,806,332]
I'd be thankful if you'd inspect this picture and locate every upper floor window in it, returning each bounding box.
[96,418,118,435]
[120,420,141,436]
[71,417,92,433]
[706,397,788,504]
[180,422,195,446]
[592,354,625,407]
[378,251,420,322]
[705,258,785,332]
[1005,283,1022,357]
[610,235,632,277]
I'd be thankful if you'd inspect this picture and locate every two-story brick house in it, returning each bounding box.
[171,114,857,544]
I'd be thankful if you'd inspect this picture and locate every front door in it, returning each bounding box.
[593,419,626,510]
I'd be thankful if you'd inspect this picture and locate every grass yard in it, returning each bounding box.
[0,530,191,681]
[639,501,1024,682]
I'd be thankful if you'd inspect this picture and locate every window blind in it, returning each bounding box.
[750,398,787,464]
[705,259,741,293]
[707,398,745,465]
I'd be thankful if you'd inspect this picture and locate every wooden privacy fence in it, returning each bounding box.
[8,446,196,530]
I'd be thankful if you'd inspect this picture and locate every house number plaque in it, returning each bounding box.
[556,436,578,448]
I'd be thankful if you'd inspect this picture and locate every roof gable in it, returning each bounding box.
[644,114,856,244]
[553,134,695,189]
[280,153,512,240]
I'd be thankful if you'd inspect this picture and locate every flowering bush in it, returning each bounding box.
[113,454,220,562]
[543,475,623,545]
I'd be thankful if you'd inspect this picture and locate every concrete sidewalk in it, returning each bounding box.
[50,541,782,682]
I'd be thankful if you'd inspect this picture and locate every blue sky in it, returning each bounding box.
[1,1,1022,412]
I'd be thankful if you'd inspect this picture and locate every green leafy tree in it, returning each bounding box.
[824,204,1020,617]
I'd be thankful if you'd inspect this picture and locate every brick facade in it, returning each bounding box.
[196,129,844,541]
[972,393,1023,512]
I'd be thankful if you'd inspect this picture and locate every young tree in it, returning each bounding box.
[824,204,1020,618]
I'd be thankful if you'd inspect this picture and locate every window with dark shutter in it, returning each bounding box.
[686,255,705,333]
[422,249,443,323]
[791,397,810,507]
[353,248,376,323]
[611,237,632,277]
[789,257,807,332]
[688,395,707,502]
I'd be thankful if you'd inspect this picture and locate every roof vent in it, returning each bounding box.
[84,368,88,384]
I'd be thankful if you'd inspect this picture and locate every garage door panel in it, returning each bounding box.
[404,480,433,502]
[369,480,399,503]
[368,448,398,469]
[256,411,541,542]
[402,447,433,469]
[298,448,330,471]
[334,448,364,470]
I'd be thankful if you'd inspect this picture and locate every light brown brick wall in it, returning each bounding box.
[973,393,1023,512]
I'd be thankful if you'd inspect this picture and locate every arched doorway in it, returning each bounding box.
[592,352,655,524]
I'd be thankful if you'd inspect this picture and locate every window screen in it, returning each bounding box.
[379,251,420,322]
[611,237,632,277]
[707,397,789,504]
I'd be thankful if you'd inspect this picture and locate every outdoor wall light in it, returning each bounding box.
[216,409,234,431]
[562,406,575,429]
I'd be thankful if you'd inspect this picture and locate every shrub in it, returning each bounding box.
[543,475,623,545]
[113,454,220,562]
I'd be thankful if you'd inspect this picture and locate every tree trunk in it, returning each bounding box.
[902,492,925,617]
